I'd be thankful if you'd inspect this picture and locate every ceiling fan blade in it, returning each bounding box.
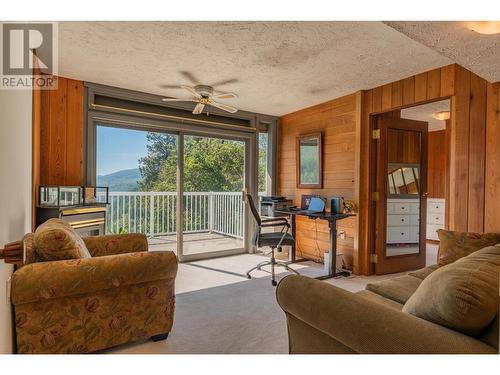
[192,103,205,115]
[212,92,237,100]
[181,85,202,98]
[158,84,183,89]
[211,78,238,87]
[161,98,198,102]
[180,71,199,85]
[209,101,238,114]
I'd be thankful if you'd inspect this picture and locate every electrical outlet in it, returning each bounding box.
[339,231,346,240]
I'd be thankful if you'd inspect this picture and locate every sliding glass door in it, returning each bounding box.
[95,124,250,261]
[179,134,247,261]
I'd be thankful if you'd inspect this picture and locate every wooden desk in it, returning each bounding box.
[274,209,355,280]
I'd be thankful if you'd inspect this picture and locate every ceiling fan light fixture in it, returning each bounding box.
[432,111,450,121]
[467,21,500,35]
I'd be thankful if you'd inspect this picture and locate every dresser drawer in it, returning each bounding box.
[387,227,410,243]
[388,214,411,226]
[428,213,445,225]
[394,202,413,214]
[428,200,445,214]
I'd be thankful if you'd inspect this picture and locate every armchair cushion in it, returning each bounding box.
[34,219,91,261]
[83,233,148,257]
[437,229,500,266]
[11,251,178,305]
[403,245,500,336]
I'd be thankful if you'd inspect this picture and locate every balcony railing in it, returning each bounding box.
[106,191,262,239]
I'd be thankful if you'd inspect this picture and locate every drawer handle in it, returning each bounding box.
[401,207,405,210]
[401,219,405,222]
[401,233,404,236]
[436,217,439,220]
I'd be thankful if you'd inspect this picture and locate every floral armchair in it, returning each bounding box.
[10,232,178,354]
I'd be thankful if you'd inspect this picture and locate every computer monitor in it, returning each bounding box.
[307,196,325,212]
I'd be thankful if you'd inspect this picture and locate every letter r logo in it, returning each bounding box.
[2,23,53,75]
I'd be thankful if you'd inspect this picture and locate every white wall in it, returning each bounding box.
[0,88,32,354]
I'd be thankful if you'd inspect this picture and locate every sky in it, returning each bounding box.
[96,125,148,175]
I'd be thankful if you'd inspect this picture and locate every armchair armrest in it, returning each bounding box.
[276,275,497,354]
[83,233,148,257]
[11,251,177,305]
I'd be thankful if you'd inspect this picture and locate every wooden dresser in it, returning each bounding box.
[386,198,420,244]
[426,198,445,241]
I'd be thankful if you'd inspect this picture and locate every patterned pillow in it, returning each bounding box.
[437,229,500,267]
[34,219,91,261]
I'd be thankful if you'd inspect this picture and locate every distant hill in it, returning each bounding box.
[97,168,141,192]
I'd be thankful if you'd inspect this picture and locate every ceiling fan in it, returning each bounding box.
[161,84,238,114]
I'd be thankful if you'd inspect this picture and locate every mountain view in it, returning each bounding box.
[97,168,141,192]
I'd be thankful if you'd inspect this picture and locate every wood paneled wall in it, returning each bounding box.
[278,93,361,270]
[427,129,447,199]
[485,82,500,232]
[358,64,488,274]
[36,76,85,187]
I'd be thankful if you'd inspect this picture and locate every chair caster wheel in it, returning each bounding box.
[247,275,251,279]
[271,280,277,286]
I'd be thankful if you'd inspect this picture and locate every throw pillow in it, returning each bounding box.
[34,218,91,261]
[437,229,500,266]
[403,245,500,336]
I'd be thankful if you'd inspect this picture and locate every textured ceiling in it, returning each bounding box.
[58,22,451,116]
[385,21,500,83]
[401,99,450,132]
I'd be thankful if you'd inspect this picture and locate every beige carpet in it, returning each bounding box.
[105,246,438,354]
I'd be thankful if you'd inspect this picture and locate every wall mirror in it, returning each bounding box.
[296,132,322,189]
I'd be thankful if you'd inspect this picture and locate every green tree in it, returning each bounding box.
[138,133,177,191]
[138,134,246,192]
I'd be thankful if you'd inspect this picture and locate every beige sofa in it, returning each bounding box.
[276,263,499,354]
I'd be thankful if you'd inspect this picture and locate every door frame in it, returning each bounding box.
[373,115,429,274]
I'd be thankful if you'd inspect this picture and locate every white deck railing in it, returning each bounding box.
[106,191,261,239]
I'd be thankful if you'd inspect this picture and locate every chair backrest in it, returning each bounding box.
[246,194,262,226]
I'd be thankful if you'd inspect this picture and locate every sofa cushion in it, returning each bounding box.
[34,218,91,261]
[407,264,438,280]
[403,245,500,336]
[365,275,422,305]
[356,290,404,311]
[437,229,500,266]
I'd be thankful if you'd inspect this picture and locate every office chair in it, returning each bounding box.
[245,193,299,286]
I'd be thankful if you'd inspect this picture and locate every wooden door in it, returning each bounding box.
[375,116,428,274]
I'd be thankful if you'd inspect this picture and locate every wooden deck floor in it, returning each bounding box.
[148,232,244,255]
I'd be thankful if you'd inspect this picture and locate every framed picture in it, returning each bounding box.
[296,132,323,189]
